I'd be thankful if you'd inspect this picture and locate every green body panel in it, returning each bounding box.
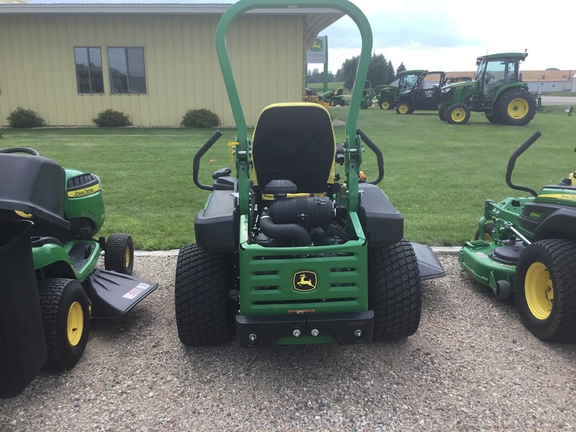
[32,240,102,282]
[535,187,576,207]
[237,213,368,316]
[458,241,516,292]
[64,168,106,233]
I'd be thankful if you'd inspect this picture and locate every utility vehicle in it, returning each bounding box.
[0,147,157,397]
[394,70,446,115]
[459,132,576,342]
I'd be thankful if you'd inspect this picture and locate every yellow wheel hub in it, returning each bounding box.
[125,247,131,268]
[452,108,467,122]
[525,262,553,320]
[381,101,390,109]
[507,98,529,119]
[67,301,84,346]
[398,104,409,114]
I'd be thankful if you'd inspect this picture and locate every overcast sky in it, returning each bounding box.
[24,0,575,74]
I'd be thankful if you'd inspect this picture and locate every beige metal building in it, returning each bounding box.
[0,4,343,127]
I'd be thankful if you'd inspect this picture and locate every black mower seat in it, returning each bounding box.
[251,103,336,195]
[0,152,70,229]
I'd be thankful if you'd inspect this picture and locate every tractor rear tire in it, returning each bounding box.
[446,103,471,124]
[395,101,412,115]
[175,243,235,346]
[515,239,576,342]
[368,238,422,341]
[339,99,346,107]
[494,88,537,126]
[38,278,90,370]
[485,113,500,124]
[379,99,393,110]
[105,233,134,275]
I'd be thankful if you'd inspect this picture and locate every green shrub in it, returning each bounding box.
[181,109,220,128]
[7,107,46,128]
[93,109,132,127]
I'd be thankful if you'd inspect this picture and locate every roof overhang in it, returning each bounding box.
[0,3,344,46]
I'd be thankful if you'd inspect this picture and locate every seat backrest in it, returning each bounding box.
[251,103,336,194]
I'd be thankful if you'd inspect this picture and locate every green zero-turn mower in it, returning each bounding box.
[175,0,445,349]
[438,52,537,125]
[459,132,576,342]
[0,148,157,398]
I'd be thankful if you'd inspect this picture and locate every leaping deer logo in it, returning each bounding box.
[294,271,317,292]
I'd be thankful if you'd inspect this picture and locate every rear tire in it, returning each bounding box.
[494,88,537,126]
[485,113,500,124]
[515,239,576,342]
[339,99,346,107]
[446,103,471,124]
[395,101,412,115]
[330,99,337,107]
[39,278,90,370]
[105,233,134,275]
[175,243,235,346]
[369,239,422,341]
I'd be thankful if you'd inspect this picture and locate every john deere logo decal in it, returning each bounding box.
[293,271,317,292]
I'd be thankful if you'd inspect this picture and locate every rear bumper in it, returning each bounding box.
[236,310,374,348]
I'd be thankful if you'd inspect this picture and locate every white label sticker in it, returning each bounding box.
[122,283,151,300]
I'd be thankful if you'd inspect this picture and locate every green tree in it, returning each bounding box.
[396,62,407,80]
[340,53,398,90]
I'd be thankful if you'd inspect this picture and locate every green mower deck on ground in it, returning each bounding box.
[459,132,576,342]
[174,0,445,349]
[0,148,157,398]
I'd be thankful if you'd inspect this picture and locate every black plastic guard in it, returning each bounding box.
[236,310,374,348]
[411,242,446,280]
[84,269,158,319]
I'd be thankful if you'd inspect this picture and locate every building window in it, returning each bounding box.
[74,47,104,94]
[108,47,147,94]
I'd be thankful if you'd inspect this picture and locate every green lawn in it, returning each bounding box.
[1,105,573,249]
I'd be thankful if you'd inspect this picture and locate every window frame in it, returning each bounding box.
[107,47,147,95]
[74,46,104,95]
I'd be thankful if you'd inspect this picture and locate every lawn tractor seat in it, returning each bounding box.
[251,103,345,247]
[252,103,336,196]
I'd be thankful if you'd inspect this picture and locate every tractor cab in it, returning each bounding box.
[475,52,526,106]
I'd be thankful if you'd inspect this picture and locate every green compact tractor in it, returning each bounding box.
[394,70,446,115]
[439,52,537,125]
[459,132,576,342]
[0,148,157,398]
[174,0,445,349]
[360,81,396,110]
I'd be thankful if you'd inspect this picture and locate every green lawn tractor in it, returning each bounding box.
[0,148,157,398]
[459,132,576,342]
[438,52,537,125]
[321,87,347,107]
[394,70,446,115]
[174,0,445,349]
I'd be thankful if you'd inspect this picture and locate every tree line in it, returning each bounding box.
[307,53,407,89]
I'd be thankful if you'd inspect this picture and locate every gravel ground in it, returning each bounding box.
[1,253,576,431]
